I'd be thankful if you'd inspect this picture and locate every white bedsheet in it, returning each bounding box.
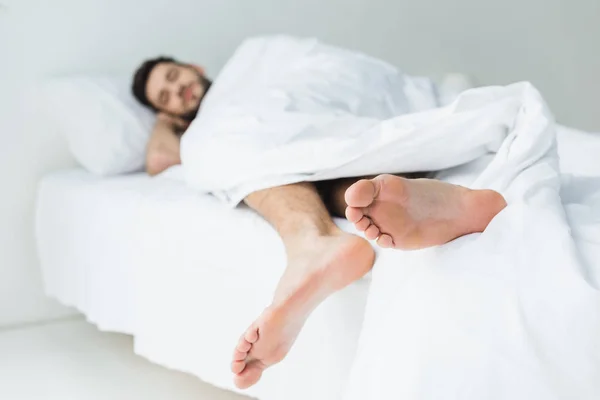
[36,124,600,399]
[35,169,370,400]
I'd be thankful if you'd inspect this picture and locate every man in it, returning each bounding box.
[132,56,506,389]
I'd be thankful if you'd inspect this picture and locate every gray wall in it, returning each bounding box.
[0,0,598,327]
[218,0,600,130]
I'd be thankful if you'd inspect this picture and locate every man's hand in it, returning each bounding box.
[146,116,183,176]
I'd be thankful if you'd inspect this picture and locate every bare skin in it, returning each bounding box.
[232,183,375,389]
[145,114,190,176]
[345,174,507,249]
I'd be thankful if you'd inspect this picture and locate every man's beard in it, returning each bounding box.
[179,74,213,123]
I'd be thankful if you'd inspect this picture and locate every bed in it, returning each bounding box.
[35,167,372,400]
[36,125,599,400]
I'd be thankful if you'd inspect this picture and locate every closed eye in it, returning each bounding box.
[166,68,178,82]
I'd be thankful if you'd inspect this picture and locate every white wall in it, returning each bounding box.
[0,0,598,327]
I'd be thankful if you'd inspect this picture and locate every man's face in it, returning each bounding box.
[146,62,210,121]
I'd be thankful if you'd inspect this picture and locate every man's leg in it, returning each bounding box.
[231,183,375,389]
[315,177,361,218]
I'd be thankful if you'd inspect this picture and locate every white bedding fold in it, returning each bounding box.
[182,36,557,208]
[181,35,442,204]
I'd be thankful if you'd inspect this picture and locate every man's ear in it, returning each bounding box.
[191,64,205,76]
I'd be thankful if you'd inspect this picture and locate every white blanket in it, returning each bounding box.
[181,35,441,204]
[344,156,600,398]
[182,36,557,206]
[181,36,600,398]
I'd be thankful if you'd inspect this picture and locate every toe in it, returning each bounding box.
[364,224,380,240]
[345,179,378,208]
[234,362,264,389]
[231,360,246,374]
[354,216,371,232]
[376,234,394,248]
[244,327,259,344]
[233,349,247,361]
[345,206,364,223]
[237,337,252,353]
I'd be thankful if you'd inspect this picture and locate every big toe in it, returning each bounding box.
[234,362,264,389]
[345,179,379,208]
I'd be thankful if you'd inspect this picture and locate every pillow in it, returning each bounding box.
[42,75,156,175]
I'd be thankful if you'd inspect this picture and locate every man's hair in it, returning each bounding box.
[132,56,177,112]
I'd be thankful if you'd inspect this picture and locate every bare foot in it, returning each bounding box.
[231,231,374,389]
[344,174,507,250]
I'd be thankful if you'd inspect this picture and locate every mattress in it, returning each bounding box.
[36,125,598,400]
[35,168,372,400]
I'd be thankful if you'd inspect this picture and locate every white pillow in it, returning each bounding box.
[42,76,156,175]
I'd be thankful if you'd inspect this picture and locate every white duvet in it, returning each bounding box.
[181,36,600,398]
[345,154,600,398]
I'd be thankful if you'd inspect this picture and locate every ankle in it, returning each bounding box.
[280,224,342,251]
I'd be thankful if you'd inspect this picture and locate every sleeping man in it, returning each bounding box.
[132,42,507,389]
